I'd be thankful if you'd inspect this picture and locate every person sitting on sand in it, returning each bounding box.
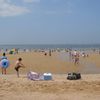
[15,58,25,77]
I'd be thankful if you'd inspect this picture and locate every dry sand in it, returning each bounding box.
[0,51,100,100]
[0,74,100,100]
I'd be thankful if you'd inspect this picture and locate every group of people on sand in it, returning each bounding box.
[69,50,80,65]
[72,50,80,65]
[69,50,89,65]
[0,52,25,78]
[44,50,52,56]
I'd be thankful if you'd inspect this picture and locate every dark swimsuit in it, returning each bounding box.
[15,66,21,71]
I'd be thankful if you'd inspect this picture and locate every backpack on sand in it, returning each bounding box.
[67,72,81,80]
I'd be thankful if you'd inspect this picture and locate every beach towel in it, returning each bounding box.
[27,71,44,81]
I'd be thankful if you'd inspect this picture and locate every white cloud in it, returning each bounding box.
[0,0,30,17]
[23,0,40,3]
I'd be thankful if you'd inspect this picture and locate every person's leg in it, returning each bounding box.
[77,58,79,64]
[4,68,6,74]
[2,68,3,74]
[74,58,77,65]
[17,70,19,78]
[15,67,19,77]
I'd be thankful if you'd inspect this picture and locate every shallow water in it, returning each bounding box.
[58,52,100,74]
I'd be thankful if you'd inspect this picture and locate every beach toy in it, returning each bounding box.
[0,59,10,68]
[43,73,52,80]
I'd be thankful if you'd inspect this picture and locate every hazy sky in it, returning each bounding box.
[0,0,100,44]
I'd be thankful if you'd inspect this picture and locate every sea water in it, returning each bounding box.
[0,44,100,49]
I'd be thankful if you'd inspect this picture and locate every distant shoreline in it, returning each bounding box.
[0,44,100,49]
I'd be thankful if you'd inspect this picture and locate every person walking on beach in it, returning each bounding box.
[49,49,52,56]
[15,58,25,77]
[74,52,80,65]
[0,53,8,74]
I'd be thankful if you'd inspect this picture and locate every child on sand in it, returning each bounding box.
[15,58,25,77]
[0,53,8,74]
[1,52,7,60]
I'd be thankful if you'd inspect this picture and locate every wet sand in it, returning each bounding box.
[2,51,100,74]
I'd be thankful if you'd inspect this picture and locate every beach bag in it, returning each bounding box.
[67,72,81,80]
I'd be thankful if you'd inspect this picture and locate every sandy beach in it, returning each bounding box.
[0,50,100,100]
[0,0,100,99]
[0,74,100,100]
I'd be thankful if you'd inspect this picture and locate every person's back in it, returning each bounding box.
[0,53,8,74]
[15,60,22,68]
[1,56,7,60]
[1,53,7,60]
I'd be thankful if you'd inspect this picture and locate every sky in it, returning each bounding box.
[0,0,100,44]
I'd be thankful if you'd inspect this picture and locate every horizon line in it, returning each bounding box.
[0,44,100,45]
